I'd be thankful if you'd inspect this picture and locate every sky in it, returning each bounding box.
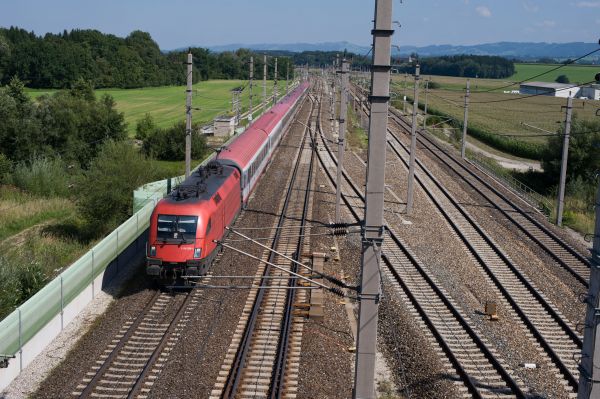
[0,0,598,50]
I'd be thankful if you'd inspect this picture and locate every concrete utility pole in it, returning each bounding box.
[402,72,407,114]
[185,50,193,179]
[273,57,278,105]
[578,180,600,399]
[557,95,573,227]
[286,61,290,95]
[354,0,392,397]
[422,78,429,130]
[460,79,471,159]
[335,59,349,223]
[406,65,421,214]
[249,56,254,121]
[263,54,267,108]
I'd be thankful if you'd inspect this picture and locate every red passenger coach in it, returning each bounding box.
[146,82,309,282]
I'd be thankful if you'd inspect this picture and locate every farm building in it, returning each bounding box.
[519,82,580,98]
[580,84,600,100]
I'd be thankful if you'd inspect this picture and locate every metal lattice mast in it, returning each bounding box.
[335,59,349,223]
[406,64,420,214]
[557,95,573,226]
[354,0,393,397]
[185,50,193,178]
[460,79,470,159]
[578,180,600,399]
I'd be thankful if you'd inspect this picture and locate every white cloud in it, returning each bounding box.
[535,20,557,28]
[576,1,600,7]
[475,6,492,17]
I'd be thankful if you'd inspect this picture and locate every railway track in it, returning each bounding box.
[347,83,585,394]
[211,91,315,399]
[354,84,591,288]
[314,82,525,398]
[72,281,210,399]
[384,126,582,393]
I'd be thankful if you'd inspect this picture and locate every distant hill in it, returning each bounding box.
[195,41,599,62]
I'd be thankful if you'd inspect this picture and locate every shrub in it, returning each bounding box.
[77,140,163,233]
[9,157,75,197]
[142,121,209,161]
[135,113,156,141]
[555,74,570,84]
[0,153,11,183]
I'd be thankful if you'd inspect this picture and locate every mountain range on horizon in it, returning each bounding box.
[182,41,600,60]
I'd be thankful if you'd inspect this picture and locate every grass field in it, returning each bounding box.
[510,63,599,85]
[28,79,289,136]
[388,74,598,147]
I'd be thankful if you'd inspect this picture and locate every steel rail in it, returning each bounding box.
[385,124,581,390]
[270,90,316,398]
[220,93,313,399]
[352,83,592,287]
[313,82,525,398]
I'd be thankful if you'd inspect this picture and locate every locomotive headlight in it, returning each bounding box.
[193,248,202,258]
[150,246,156,256]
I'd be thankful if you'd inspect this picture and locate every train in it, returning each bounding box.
[146,82,310,281]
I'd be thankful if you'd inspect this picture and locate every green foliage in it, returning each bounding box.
[135,113,156,141]
[426,81,442,90]
[142,121,209,161]
[541,115,600,183]
[77,140,163,233]
[398,55,515,79]
[9,157,75,197]
[0,27,296,89]
[0,78,126,166]
[555,74,570,84]
[0,153,11,183]
[0,257,47,318]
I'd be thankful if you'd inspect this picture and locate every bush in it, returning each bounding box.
[9,157,75,197]
[142,121,209,161]
[555,74,570,84]
[0,153,11,183]
[135,113,156,141]
[77,140,163,233]
[0,257,47,319]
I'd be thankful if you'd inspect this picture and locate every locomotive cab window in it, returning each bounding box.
[206,218,212,235]
[157,215,198,242]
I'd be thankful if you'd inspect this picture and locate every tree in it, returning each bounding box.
[135,113,156,141]
[77,140,162,232]
[555,74,570,84]
[542,115,600,184]
[142,121,208,161]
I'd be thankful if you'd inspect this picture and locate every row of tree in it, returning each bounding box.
[396,55,515,79]
[0,27,295,89]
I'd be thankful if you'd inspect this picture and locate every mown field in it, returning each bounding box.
[510,63,598,84]
[28,79,286,135]
[389,73,598,147]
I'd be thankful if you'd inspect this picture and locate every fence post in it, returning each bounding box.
[116,230,119,273]
[18,307,22,371]
[91,249,95,298]
[60,275,64,330]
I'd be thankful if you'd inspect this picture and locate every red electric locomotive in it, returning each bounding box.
[146,82,309,281]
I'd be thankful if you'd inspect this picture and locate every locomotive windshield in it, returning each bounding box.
[157,215,198,242]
